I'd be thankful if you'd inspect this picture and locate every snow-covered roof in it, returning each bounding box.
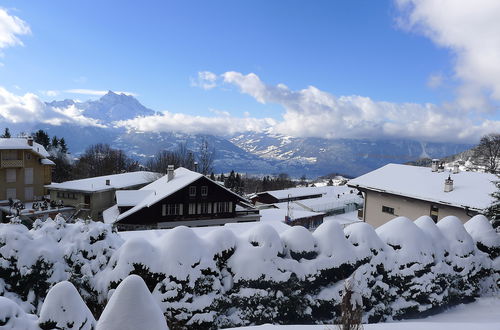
[0,138,50,158]
[46,171,159,193]
[115,190,154,207]
[258,186,327,200]
[348,163,497,211]
[113,167,248,223]
[41,158,56,166]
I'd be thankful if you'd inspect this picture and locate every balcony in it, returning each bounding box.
[1,159,24,168]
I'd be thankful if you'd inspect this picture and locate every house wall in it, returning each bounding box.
[119,176,244,225]
[0,150,52,202]
[363,190,476,228]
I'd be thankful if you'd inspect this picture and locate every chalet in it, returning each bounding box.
[103,166,260,230]
[347,163,497,228]
[0,137,54,202]
[45,171,158,221]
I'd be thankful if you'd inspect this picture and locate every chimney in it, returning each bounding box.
[437,163,444,173]
[167,165,175,181]
[431,159,439,172]
[453,163,460,174]
[27,136,33,146]
[105,179,110,186]
[194,161,198,173]
[444,175,453,192]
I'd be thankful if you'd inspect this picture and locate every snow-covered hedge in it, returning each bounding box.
[0,214,498,329]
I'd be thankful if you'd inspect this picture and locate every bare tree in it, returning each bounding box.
[73,144,139,178]
[145,150,181,174]
[197,138,215,175]
[472,133,500,173]
[337,278,363,330]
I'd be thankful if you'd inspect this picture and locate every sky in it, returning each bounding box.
[0,0,499,143]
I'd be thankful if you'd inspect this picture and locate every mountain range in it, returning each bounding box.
[20,91,474,177]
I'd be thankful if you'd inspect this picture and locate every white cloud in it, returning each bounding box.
[427,73,444,89]
[395,0,500,110]
[43,90,60,97]
[220,71,500,143]
[0,87,106,127]
[114,112,275,136]
[65,89,137,96]
[0,8,30,50]
[190,71,219,90]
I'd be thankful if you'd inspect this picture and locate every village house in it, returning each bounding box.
[347,162,497,228]
[0,137,54,202]
[45,171,158,221]
[103,166,260,230]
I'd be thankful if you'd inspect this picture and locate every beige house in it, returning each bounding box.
[0,137,54,202]
[45,171,158,221]
[347,163,497,228]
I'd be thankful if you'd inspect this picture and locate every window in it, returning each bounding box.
[162,203,183,216]
[430,205,439,223]
[6,188,16,199]
[201,186,208,197]
[188,203,197,215]
[216,201,232,213]
[189,186,196,197]
[24,168,33,185]
[6,169,16,183]
[382,205,394,214]
[200,202,211,214]
[24,187,34,201]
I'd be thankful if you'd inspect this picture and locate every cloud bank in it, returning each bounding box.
[0,87,105,127]
[396,0,500,110]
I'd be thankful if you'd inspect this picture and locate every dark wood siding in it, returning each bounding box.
[119,176,243,225]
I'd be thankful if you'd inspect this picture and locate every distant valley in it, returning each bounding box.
[13,91,473,177]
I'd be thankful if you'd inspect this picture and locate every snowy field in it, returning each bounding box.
[228,296,500,330]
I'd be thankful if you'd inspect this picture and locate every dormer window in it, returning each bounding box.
[201,186,208,197]
[189,186,196,197]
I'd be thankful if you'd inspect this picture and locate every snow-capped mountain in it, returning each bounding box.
[46,91,156,124]
[29,92,474,177]
[230,130,473,177]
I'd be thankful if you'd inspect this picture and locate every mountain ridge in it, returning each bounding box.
[27,91,474,177]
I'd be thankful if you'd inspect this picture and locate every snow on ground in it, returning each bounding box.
[226,296,500,330]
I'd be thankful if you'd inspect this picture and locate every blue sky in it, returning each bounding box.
[0,1,498,142]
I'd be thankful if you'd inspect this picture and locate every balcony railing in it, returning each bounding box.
[1,159,24,168]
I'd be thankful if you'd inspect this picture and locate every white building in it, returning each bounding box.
[46,171,159,221]
[347,163,497,228]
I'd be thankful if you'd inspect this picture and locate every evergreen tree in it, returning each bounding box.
[210,172,216,181]
[51,136,59,149]
[485,176,500,228]
[33,129,50,149]
[1,127,11,138]
[59,137,68,153]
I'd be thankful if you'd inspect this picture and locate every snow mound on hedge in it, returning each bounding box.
[437,216,476,258]
[97,275,169,330]
[229,224,290,282]
[281,226,316,254]
[465,215,500,249]
[39,281,95,330]
[313,221,356,266]
[0,296,38,330]
[376,217,434,266]
[344,222,386,260]
[414,216,449,261]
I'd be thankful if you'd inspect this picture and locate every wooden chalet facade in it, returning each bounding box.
[105,166,260,230]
